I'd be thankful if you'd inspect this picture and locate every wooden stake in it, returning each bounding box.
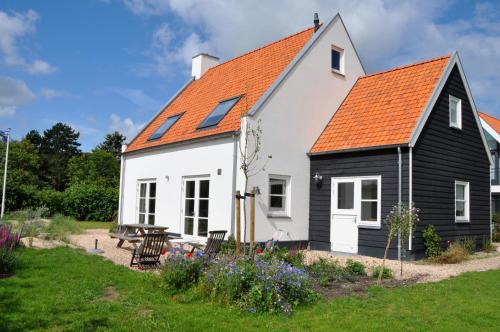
[250,188,255,248]
[235,190,241,255]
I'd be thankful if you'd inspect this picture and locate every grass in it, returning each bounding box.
[78,221,112,230]
[1,248,499,331]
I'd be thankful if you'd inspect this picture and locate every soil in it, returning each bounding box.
[98,286,120,302]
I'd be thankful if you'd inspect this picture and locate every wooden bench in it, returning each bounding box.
[109,233,142,248]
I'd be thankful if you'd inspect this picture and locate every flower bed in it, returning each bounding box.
[0,224,21,277]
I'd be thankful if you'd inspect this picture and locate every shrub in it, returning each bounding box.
[200,256,317,315]
[258,245,304,268]
[43,214,82,242]
[307,258,345,285]
[458,236,476,254]
[422,225,442,258]
[221,235,237,254]
[433,242,469,264]
[371,265,393,279]
[63,183,118,221]
[0,224,21,275]
[482,238,496,253]
[36,189,64,216]
[160,253,205,293]
[345,260,366,276]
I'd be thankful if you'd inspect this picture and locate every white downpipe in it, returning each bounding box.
[397,147,402,261]
[117,144,127,225]
[409,147,413,250]
[1,130,10,219]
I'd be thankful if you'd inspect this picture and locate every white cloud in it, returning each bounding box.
[0,9,57,74]
[0,76,35,116]
[123,0,169,16]
[40,88,76,100]
[110,87,161,111]
[109,113,145,141]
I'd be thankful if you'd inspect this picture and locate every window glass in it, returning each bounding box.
[331,49,340,71]
[198,97,240,129]
[455,182,469,221]
[361,201,378,221]
[186,181,195,198]
[184,217,194,235]
[183,178,210,237]
[449,95,461,128]
[269,178,287,211]
[199,180,210,198]
[360,179,378,222]
[148,114,182,140]
[361,180,377,199]
[337,182,354,209]
[198,219,208,237]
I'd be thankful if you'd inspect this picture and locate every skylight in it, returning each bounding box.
[148,113,183,141]
[198,96,241,129]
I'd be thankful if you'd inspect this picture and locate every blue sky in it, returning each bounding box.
[1,0,499,151]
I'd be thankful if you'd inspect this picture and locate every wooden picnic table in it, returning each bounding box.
[110,224,169,248]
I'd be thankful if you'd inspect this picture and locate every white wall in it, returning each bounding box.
[239,15,365,242]
[121,137,236,241]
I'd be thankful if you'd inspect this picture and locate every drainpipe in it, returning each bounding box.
[117,144,127,226]
[397,147,402,261]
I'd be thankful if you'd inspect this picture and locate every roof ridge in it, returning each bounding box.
[361,54,451,79]
[206,26,315,72]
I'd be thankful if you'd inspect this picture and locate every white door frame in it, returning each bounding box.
[181,176,210,241]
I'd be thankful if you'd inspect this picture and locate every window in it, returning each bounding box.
[337,182,354,209]
[361,179,378,223]
[148,113,183,140]
[268,175,291,217]
[449,95,462,129]
[137,180,156,225]
[183,178,210,237]
[331,45,344,74]
[455,181,469,222]
[198,96,241,129]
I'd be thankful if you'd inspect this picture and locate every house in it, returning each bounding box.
[309,53,492,259]
[479,112,500,214]
[118,13,365,243]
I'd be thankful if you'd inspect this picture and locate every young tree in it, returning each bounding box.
[39,123,81,191]
[95,131,126,160]
[378,203,419,283]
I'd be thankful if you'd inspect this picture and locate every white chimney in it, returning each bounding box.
[191,53,219,79]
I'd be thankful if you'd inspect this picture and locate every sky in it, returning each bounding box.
[0,0,499,151]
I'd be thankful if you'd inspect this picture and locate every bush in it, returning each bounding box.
[200,255,317,315]
[422,225,442,258]
[458,236,476,254]
[0,224,21,275]
[371,265,393,279]
[345,259,366,276]
[63,183,118,221]
[221,235,237,254]
[433,242,469,264]
[482,238,496,253]
[160,253,205,293]
[43,214,82,242]
[258,245,304,268]
[307,258,345,285]
[36,189,64,216]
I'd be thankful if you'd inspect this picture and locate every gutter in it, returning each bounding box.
[308,144,407,157]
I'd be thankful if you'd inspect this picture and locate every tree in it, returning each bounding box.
[25,130,42,151]
[67,150,120,188]
[39,123,81,191]
[95,131,126,160]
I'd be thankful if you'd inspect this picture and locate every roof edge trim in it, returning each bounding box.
[247,13,340,117]
[308,143,407,156]
[480,118,500,143]
[126,77,195,147]
[408,52,493,164]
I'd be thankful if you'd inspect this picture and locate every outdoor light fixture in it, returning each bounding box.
[254,186,261,195]
[313,172,323,184]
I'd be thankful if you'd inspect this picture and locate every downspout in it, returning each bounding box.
[409,147,413,251]
[397,147,402,261]
[117,144,127,225]
[230,133,239,236]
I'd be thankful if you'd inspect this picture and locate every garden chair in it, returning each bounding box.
[130,233,166,269]
[187,230,227,259]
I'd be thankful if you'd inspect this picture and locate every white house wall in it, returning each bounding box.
[121,137,237,240]
[239,15,365,242]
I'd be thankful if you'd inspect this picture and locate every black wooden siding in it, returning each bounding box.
[309,148,409,258]
[412,65,491,251]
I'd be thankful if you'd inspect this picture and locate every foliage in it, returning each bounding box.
[379,203,419,282]
[307,258,367,286]
[160,253,206,293]
[67,149,120,187]
[482,238,495,253]
[422,225,442,258]
[77,221,114,230]
[371,265,393,279]
[95,131,126,160]
[221,234,237,254]
[35,189,65,215]
[200,255,317,315]
[432,242,470,264]
[345,259,366,276]
[63,183,118,221]
[0,224,21,275]
[42,214,82,242]
[2,248,500,330]
[258,245,304,268]
[457,236,476,254]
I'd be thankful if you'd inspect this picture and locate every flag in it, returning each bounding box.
[0,131,8,143]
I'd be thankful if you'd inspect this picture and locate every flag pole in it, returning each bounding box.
[1,129,11,219]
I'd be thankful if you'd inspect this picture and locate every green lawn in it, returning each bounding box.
[1,248,499,331]
[77,221,112,230]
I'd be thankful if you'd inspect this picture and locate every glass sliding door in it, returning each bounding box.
[183,177,210,238]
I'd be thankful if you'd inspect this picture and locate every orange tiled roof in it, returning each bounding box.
[310,55,450,153]
[126,27,315,152]
[479,112,500,135]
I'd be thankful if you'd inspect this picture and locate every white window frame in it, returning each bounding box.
[455,180,470,223]
[449,95,462,129]
[136,179,156,225]
[181,176,211,239]
[331,45,345,75]
[268,175,291,218]
[358,176,382,228]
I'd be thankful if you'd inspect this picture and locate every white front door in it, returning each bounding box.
[331,178,358,253]
[182,177,210,240]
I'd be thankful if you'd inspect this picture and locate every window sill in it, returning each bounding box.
[449,124,462,130]
[455,219,470,223]
[267,214,292,220]
[331,69,345,77]
[357,223,381,230]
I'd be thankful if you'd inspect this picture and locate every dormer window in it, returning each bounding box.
[331,45,344,75]
[449,95,462,129]
[148,113,183,141]
[198,96,241,129]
